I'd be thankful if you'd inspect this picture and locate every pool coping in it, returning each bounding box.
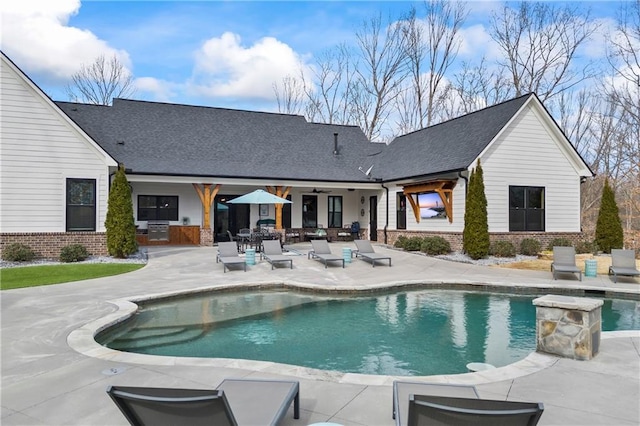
[67,281,640,386]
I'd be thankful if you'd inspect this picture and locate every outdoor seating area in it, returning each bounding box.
[216,241,246,273]
[609,249,640,283]
[107,379,300,426]
[551,246,582,281]
[308,239,345,268]
[354,239,392,267]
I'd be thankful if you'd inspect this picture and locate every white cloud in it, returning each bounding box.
[1,0,131,83]
[190,32,310,99]
[134,77,178,103]
[457,24,500,61]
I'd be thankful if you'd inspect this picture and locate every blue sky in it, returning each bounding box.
[1,1,620,113]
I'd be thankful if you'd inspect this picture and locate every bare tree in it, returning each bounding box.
[398,1,468,130]
[490,2,598,101]
[352,14,408,141]
[449,58,511,116]
[273,75,306,115]
[302,45,357,124]
[65,54,136,105]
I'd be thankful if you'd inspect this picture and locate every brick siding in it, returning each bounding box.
[0,232,108,260]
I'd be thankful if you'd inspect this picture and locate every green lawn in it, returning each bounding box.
[0,263,145,290]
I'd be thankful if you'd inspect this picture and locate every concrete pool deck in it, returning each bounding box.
[1,243,639,425]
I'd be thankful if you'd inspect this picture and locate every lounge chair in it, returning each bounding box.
[216,241,246,273]
[392,381,479,426]
[260,240,293,269]
[551,246,581,281]
[407,394,544,426]
[609,249,640,283]
[107,378,300,426]
[354,239,391,267]
[308,239,344,268]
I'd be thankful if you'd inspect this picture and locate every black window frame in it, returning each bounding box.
[397,193,407,230]
[66,178,96,232]
[138,195,179,221]
[302,195,317,228]
[509,186,545,231]
[327,195,343,228]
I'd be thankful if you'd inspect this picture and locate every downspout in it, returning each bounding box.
[381,182,389,244]
[458,170,468,194]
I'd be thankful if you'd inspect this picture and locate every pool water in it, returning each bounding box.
[98,289,640,376]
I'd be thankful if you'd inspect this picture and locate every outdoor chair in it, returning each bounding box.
[551,246,582,281]
[308,239,344,268]
[407,394,544,426]
[354,239,392,267]
[107,378,300,426]
[227,230,242,253]
[260,239,293,270]
[216,241,246,273]
[609,249,640,283]
[392,381,479,426]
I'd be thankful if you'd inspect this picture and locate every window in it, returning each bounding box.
[66,178,96,231]
[328,196,343,228]
[138,195,179,221]
[302,195,317,228]
[509,186,545,231]
[397,193,406,229]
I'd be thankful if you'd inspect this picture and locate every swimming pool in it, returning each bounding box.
[97,289,640,376]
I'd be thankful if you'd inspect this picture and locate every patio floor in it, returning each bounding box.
[2,243,639,425]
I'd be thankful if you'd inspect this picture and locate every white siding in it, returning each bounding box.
[481,105,582,232]
[1,60,113,233]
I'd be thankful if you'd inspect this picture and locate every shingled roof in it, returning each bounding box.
[56,99,380,183]
[375,94,532,181]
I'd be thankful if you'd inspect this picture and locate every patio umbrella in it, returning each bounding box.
[227,189,292,205]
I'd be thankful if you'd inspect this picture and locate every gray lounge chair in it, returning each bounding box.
[551,246,581,281]
[308,239,344,268]
[216,241,246,273]
[393,381,479,426]
[354,239,391,267]
[260,240,293,269]
[107,379,300,426]
[407,394,544,426]
[609,249,640,283]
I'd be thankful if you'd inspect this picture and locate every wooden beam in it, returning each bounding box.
[405,192,421,223]
[403,180,456,224]
[192,183,220,229]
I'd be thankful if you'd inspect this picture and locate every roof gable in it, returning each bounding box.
[376,94,531,181]
[0,51,117,167]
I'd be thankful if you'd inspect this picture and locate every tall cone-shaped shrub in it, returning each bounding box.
[106,165,138,258]
[594,178,623,253]
[463,159,490,259]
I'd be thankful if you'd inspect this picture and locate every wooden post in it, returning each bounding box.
[192,183,220,229]
[266,185,291,229]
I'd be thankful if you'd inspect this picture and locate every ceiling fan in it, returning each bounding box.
[304,188,332,194]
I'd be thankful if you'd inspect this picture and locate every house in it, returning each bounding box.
[0,51,593,258]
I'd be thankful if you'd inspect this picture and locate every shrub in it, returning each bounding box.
[490,240,516,257]
[594,178,624,254]
[546,238,572,251]
[59,244,89,262]
[403,237,424,251]
[575,240,596,254]
[105,165,138,258]
[463,160,490,259]
[2,243,36,262]
[394,235,408,249]
[420,237,451,255]
[519,238,541,256]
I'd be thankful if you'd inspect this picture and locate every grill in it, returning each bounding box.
[147,220,170,241]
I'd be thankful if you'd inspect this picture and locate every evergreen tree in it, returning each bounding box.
[463,159,490,259]
[594,178,623,253]
[106,165,138,258]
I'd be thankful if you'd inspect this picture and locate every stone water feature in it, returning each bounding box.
[533,295,603,361]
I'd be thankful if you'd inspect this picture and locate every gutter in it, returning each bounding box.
[458,170,469,195]
[381,182,389,244]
